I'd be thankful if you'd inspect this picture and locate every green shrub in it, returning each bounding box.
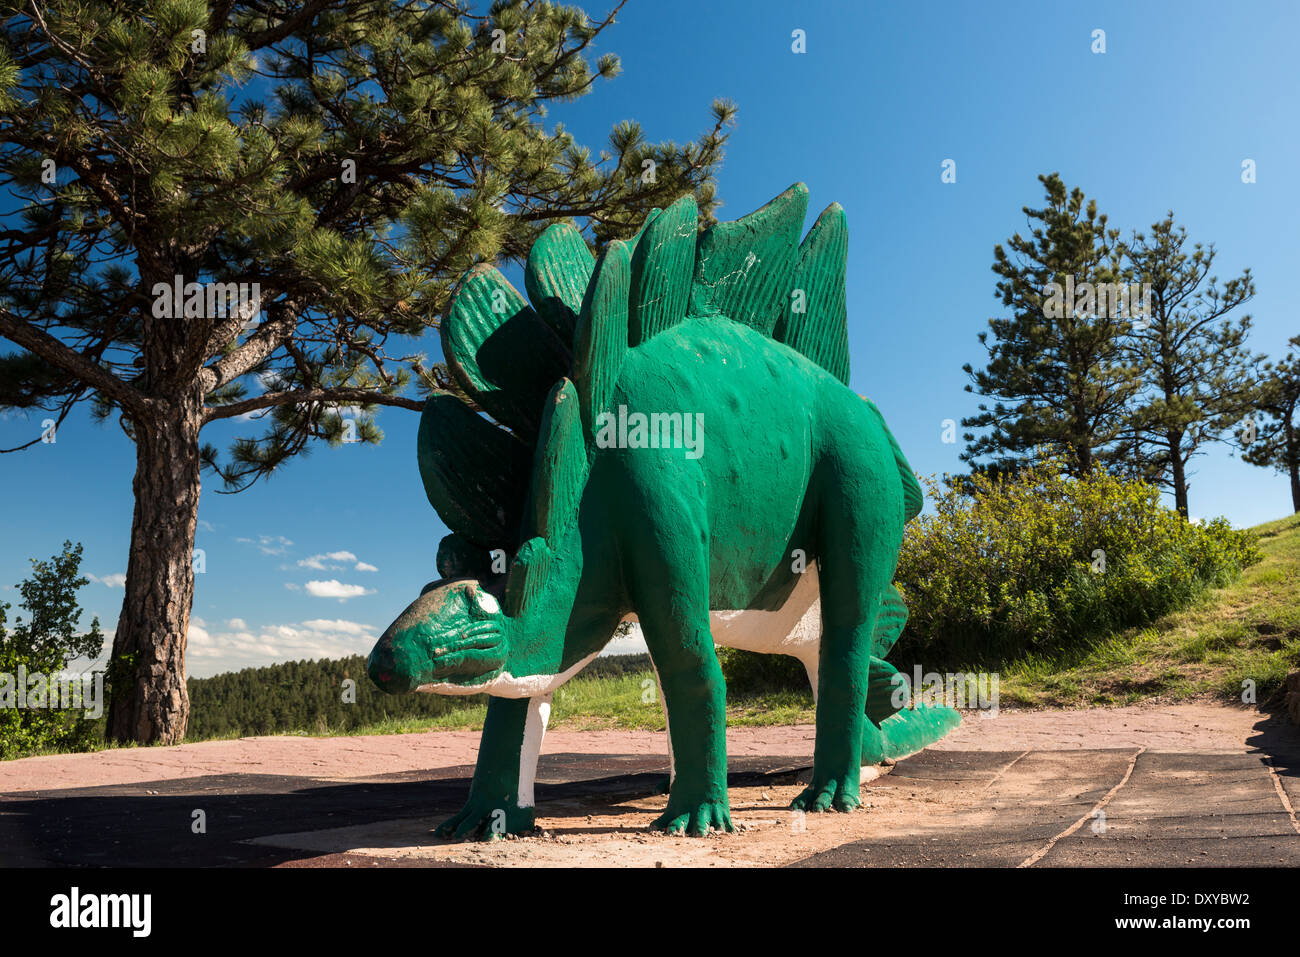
[894,460,1260,666]
[716,646,809,696]
[719,460,1261,692]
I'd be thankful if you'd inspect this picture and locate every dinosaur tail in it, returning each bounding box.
[863,703,963,764]
[862,585,961,765]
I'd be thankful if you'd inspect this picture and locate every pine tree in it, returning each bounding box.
[1121,215,1257,517]
[962,173,1140,477]
[1240,339,1300,513]
[0,1,732,744]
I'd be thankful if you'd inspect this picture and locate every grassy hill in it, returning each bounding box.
[996,512,1300,708]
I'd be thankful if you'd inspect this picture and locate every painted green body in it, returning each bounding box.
[369,185,959,837]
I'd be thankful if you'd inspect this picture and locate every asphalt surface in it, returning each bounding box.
[792,746,1300,867]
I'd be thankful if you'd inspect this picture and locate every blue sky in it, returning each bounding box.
[2,0,1298,676]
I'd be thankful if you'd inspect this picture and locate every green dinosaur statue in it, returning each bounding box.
[368,184,960,838]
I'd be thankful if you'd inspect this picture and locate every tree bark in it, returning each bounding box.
[1169,431,1189,518]
[1284,405,1300,515]
[105,390,203,745]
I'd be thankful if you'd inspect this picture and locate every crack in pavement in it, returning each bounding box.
[979,749,1030,795]
[1017,746,1146,867]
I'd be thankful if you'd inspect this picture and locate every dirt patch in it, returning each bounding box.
[1285,672,1300,725]
[0,726,815,793]
[251,776,902,868]
[929,700,1265,751]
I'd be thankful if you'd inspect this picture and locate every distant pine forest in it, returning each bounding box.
[184,653,653,740]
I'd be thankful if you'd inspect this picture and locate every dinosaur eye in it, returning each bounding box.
[475,589,500,615]
[466,583,499,616]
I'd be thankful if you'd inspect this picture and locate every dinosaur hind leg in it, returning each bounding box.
[794,455,903,813]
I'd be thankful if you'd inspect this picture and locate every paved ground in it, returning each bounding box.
[2,702,1298,867]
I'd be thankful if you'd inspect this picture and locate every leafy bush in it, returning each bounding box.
[894,460,1260,665]
[719,461,1260,691]
[716,646,809,696]
[0,542,105,759]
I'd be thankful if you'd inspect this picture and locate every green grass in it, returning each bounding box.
[304,674,815,737]
[993,513,1300,708]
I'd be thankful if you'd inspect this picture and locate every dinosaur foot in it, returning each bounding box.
[651,798,734,836]
[790,777,861,813]
[435,800,536,840]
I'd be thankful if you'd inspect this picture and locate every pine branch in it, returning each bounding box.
[0,307,148,417]
[203,386,426,423]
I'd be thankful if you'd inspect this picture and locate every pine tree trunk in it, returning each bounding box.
[106,393,203,745]
[1287,415,1300,515]
[1169,432,1189,518]
[1075,435,1092,475]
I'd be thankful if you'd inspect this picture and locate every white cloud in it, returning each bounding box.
[89,572,127,588]
[297,550,359,571]
[304,579,373,600]
[603,622,648,657]
[354,561,378,572]
[301,619,372,635]
[256,370,288,392]
[185,617,378,677]
[237,535,293,555]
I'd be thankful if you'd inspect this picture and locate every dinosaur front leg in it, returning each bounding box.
[436,693,551,839]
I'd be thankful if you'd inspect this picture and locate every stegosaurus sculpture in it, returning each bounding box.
[368,184,959,837]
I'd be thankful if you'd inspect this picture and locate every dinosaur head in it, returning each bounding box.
[368,579,508,693]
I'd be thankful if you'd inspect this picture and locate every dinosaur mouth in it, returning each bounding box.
[368,621,507,692]
[426,625,507,684]
[368,582,510,693]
